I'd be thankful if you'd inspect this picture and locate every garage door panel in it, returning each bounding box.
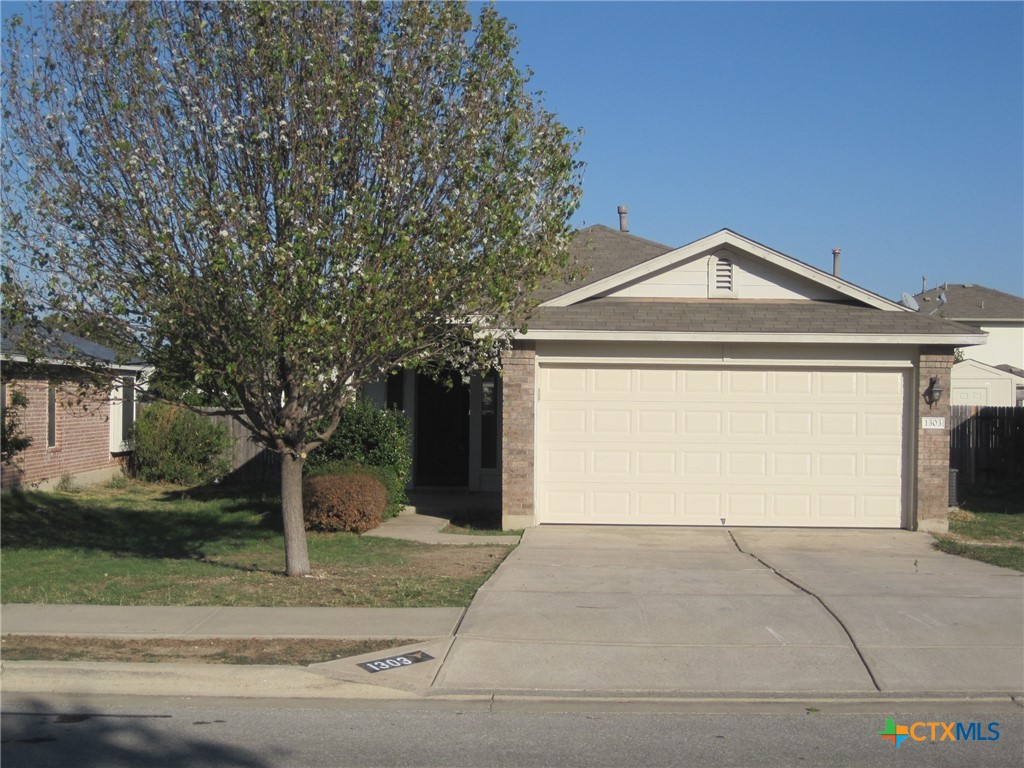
[538,364,906,528]
[637,451,676,475]
[547,408,587,434]
[727,411,769,435]
[728,370,769,393]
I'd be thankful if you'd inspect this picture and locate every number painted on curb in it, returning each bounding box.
[358,650,434,673]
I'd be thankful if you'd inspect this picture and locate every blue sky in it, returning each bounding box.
[4,1,1021,302]
[490,1,1024,300]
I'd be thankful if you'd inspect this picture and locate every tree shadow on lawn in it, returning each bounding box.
[1,485,282,562]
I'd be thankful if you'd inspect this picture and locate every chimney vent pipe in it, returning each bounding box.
[832,248,841,277]
[617,205,629,233]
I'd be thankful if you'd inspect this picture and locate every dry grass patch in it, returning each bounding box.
[1,635,415,666]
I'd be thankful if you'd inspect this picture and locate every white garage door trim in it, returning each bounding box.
[536,362,909,528]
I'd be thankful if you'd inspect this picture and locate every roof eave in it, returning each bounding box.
[1,353,151,373]
[515,330,987,346]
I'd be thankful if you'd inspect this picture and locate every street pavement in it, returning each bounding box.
[2,515,1022,703]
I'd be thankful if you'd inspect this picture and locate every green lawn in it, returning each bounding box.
[1,482,513,607]
[933,481,1024,571]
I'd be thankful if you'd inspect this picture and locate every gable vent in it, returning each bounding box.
[715,258,734,292]
[709,252,736,298]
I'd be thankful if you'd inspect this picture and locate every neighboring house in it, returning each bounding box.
[914,284,1024,370]
[950,359,1024,407]
[1,330,148,490]
[382,221,986,534]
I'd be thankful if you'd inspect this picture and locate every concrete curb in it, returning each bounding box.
[0,660,422,700]
[3,661,1021,711]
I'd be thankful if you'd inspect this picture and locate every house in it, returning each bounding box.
[950,359,1024,407]
[913,284,1024,407]
[379,220,987,534]
[1,330,148,490]
[914,283,1024,369]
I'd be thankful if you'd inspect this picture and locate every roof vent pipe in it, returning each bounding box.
[832,248,841,277]
[617,205,629,233]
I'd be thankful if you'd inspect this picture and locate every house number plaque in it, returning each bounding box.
[359,650,434,673]
[921,417,946,430]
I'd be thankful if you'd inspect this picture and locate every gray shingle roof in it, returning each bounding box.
[535,224,674,302]
[526,299,985,338]
[1,326,145,367]
[914,284,1024,321]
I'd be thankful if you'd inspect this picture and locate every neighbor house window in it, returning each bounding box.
[480,371,499,469]
[47,381,57,448]
[110,374,141,453]
[121,375,136,445]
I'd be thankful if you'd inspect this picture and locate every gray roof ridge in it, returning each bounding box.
[915,283,1023,300]
[577,223,675,253]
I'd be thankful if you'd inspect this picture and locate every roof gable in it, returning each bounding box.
[543,228,906,312]
[953,359,1024,381]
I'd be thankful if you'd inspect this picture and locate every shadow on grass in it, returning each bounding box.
[1,484,282,561]
[958,479,1024,517]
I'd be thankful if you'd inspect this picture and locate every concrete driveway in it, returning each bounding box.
[431,526,1023,696]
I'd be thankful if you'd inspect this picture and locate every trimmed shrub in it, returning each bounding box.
[306,460,405,520]
[130,403,233,486]
[305,399,411,512]
[303,472,387,533]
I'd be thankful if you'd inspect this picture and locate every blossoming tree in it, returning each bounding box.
[3,2,582,575]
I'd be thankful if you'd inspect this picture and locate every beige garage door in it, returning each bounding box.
[537,364,906,527]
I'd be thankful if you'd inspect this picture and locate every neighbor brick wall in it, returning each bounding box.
[1,371,121,489]
[915,347,955,530]
[501,343,536,527]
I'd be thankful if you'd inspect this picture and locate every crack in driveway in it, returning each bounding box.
[728,530,882,693]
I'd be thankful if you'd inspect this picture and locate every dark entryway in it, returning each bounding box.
[414,373,470,486]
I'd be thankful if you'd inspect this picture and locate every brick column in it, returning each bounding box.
[500,343,536,529]
[915,347,955,533]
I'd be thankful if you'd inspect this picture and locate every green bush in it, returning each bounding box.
[130,403,234,486]
[306,399,411,513]
[302,472,387,534]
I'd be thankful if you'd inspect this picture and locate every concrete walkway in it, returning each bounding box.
[363,507,520,546]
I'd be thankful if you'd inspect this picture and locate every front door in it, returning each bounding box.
[414,373,470,486]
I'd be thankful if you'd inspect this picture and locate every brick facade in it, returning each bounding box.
[915,347,956,532]
[1,371,123,490]
[500,343,536,528]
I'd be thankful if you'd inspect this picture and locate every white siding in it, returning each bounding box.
[600,248,845,301]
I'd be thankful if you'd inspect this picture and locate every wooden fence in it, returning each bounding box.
[201,410,281,486]
[950,405,1024,486]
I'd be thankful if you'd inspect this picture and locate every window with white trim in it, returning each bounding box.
[109,375,139,453]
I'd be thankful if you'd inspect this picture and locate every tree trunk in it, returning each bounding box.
[281,453,311,576]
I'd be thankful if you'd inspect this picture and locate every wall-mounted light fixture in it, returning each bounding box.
[923,376,945,407]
